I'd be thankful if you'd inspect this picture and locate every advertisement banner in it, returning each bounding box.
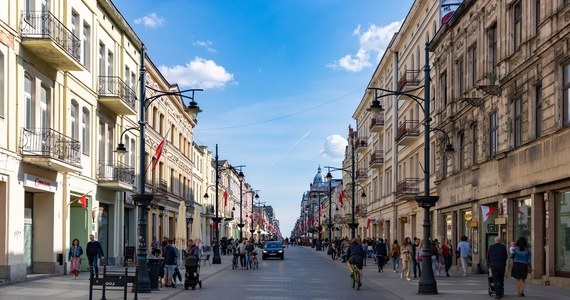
[441,0,464,24]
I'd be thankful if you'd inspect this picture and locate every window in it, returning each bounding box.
[458,132,465,171]
[82,22,90,69]
[535,0,541,33]
[513,98,522,147]
[71,100,78,140]
[514,1,522,51]
[0,52,4,118]
[130,137,136,168]
[99,42,105,88]
[24,74,33,128]
[488,24,497,75]
[472,123,478,164]
[107,51,114,77]
[82,108,90,155]
[469,45,477,88]
[490,111,498,157]
[457,57,464,96]
[71,10,79,39]
[564,64,570,126]
[535,85,542,137]
[40,85,49,130]
[441,72,448,108]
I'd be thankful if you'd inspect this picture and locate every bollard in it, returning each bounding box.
[101,265,107,300]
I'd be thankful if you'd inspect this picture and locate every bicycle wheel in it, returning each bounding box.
[352,267,357,288]
[357,270,362,290]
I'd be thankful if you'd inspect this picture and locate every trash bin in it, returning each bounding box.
[147,258,162,290]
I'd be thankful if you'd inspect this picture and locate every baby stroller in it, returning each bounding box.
[184,254,202,290]
[487,266,504,297]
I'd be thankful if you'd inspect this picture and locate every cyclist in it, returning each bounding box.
[346,237,365,287]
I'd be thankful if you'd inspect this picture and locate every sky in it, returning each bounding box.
[113,0,415,237]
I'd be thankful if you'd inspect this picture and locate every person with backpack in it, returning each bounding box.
[373,238,388,272]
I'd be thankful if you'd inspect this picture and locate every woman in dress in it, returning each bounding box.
[68,238,83,279]
[511,237,532,297]
[400,237,413,280]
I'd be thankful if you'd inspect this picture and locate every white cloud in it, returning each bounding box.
[320,134,348,160]
[329,21,402,72]
[158,57,235,89]
[193,40,216,53]
[134,13,165,28]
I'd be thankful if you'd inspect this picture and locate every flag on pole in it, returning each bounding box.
[78,194,87,209]
[480,205,496,222]
[151,137,166,172]
[339,191,344,206]
[366,218,372,229]
[223,190,228,207]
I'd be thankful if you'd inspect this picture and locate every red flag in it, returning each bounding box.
[366,218,372,229]
[213,222,217,230]
[339,191,344,206]
[78,194,87,209]
[151,138,166,172]
[223,190,228,207]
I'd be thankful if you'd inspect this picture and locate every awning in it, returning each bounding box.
[175,200,187,250]
[191,204,203,242]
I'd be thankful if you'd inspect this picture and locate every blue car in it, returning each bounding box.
[262,241,284,260]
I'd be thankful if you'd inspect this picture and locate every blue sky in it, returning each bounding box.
[113,0,414,237]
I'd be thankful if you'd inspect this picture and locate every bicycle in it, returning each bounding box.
[351,264,362,290]
[232,253,239,270]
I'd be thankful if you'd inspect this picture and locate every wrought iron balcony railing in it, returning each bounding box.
[20,11,80,63]
[396,178,420,197]
[397,70,421,91]
[20,127,81,167]
[98,76,137,110]
[396,120,420,142]
[98,161,135,185]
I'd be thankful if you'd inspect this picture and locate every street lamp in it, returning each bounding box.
[307,186,327,251]
[324,163,366,239]
[117,45,202,293]
[235,167,246,241]
[246,190,260,239]
[367,43,453,295]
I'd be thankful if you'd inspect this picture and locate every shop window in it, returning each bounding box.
[514,198,532,244]
[556,191,570,273]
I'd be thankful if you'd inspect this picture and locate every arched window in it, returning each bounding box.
[24,74,33,128]
[82,107,90,154]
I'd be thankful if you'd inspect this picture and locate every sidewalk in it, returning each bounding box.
[0,252,231,300]
[311,246,570,299]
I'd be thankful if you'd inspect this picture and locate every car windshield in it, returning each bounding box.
[266,242,281,248]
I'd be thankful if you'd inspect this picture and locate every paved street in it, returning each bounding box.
[1,246,569,299]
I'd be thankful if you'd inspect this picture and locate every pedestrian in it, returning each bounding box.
[400,237,412,280]
[457,235,470,276]
[68,238,83,279]
[487,236,508,299]
[412,237,419,278]
[511,237,532,297]
[373,238,388,272]
[441,238,453,277]
[86,234,104,277]
[431,239,441,276]
[390,240,400,272]
[238,239,247,269]
[163,238,178,288]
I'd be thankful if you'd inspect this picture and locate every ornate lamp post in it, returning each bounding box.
[367,43,454,295]
[235,167,246,241]
[116,45,202,293]
[247,190,260,239]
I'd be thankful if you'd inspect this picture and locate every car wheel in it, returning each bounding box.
[281,255,284,260]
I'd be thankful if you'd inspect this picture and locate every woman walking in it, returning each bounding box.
[68,238,83,279]
[390,240,401,272]
[400,237,413,280]
[511,237,532,297]
[441,238,453,276]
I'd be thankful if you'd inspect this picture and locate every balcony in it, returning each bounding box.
[98,76,137,115]
[369,115,385,133]
[397,70,421,92]
[396,178,420,201]
[202,204,215,217]
[355,136,368,154]
[369,151,384,169]
[20,11,82,71]
[355,168,368,182]
[20,128,81,173]
[98,161,135,191]
[396,120,420,146]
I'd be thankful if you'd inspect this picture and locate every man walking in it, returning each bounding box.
[86,234,104,277]
[457,235,471,276]
[487,236,508,299]
[163,239,178,288]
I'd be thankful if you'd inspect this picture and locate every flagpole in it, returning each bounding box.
[68,190,92,205]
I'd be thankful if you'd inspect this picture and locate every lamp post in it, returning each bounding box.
[211,145,223,264]
[247,190,260,240]
[367,43,454,295]
[236,167,246,241]
[117,45,202,293]
[325,171,334,243]
[324,162,366,239]
[307,187,327,251]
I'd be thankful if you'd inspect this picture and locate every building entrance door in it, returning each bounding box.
[24,192,33,274]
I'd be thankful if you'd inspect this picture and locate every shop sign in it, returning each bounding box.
[495,217,506,225]
[23,174,57,193]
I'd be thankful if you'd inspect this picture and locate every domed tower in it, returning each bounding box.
[312,166,326,189]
